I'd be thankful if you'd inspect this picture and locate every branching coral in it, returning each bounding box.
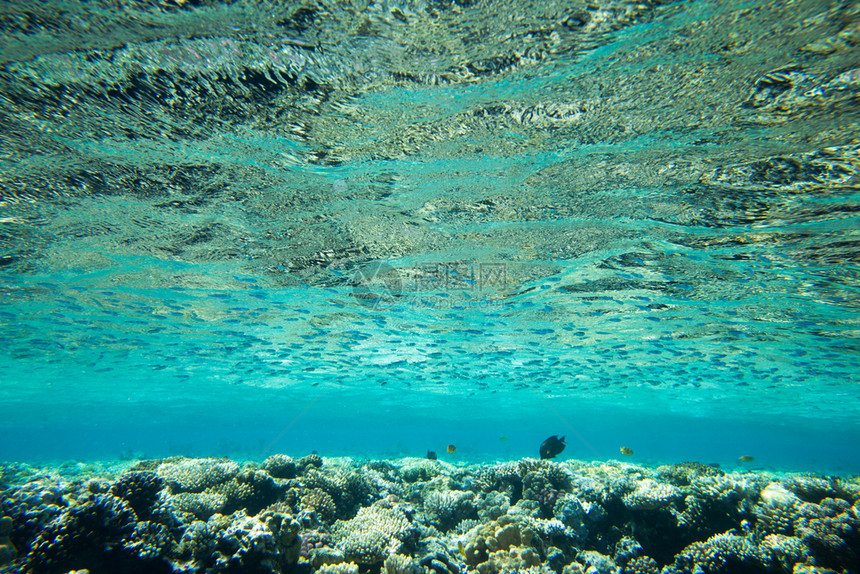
[332,501,416,564]
[424,490,478,531]
[157,458,239,494]
[262,454,297,479]
[622,479,680,511]
[668,531,767,574]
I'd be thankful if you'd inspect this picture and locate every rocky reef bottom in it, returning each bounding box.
[1,455,858,574]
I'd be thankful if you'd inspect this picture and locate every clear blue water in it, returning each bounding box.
[1,0,859,474]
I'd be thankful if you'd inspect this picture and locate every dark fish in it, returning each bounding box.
[426,450,437,460]
[540,435,566,459]
[738,455,755,463]
[447,444,456,454]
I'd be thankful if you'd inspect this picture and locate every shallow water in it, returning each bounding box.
[1,0,859,474]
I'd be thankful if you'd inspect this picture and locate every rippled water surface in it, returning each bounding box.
[1,0,859,471]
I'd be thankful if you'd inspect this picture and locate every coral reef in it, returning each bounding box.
[384,552,418,574]
[622,479,680,511]
[0,516,15,566]
[0,455,858,574]
[110,470,164,520]
[665,531,766,574]
[332,500,417,563]
[27,492,172,574]
[263,455,297,480]
[424,490,478,531]
[298,488,339,524]
[157,458,239,493]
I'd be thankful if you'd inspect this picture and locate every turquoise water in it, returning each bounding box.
[1,0,859,474]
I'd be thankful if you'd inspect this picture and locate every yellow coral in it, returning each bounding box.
[475,546,542,574]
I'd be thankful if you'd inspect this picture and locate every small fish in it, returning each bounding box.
[447,444,456,454]
[426,450,437,460]
[499,436,509,441]
[539,435,566,459]
[619,446,634,456]
[738,455,755,463]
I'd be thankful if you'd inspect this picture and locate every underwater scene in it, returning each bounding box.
[1,0,860,572]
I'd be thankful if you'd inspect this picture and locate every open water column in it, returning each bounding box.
[1,1,859,573]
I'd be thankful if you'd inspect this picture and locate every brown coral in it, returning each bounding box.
[476,546,542,574]
[461,516,536,568]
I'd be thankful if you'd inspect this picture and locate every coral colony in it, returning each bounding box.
[1,455,858,573]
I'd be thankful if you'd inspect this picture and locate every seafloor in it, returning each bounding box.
[1,456,858,574]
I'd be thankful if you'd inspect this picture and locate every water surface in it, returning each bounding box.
[1,0,859,473]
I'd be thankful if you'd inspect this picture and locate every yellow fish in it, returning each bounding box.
[447,444,456,454]
[738,455,755,463]
[619,446,634,456]
[499,436,509,441]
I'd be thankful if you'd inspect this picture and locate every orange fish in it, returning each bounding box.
[447,444,456,454]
